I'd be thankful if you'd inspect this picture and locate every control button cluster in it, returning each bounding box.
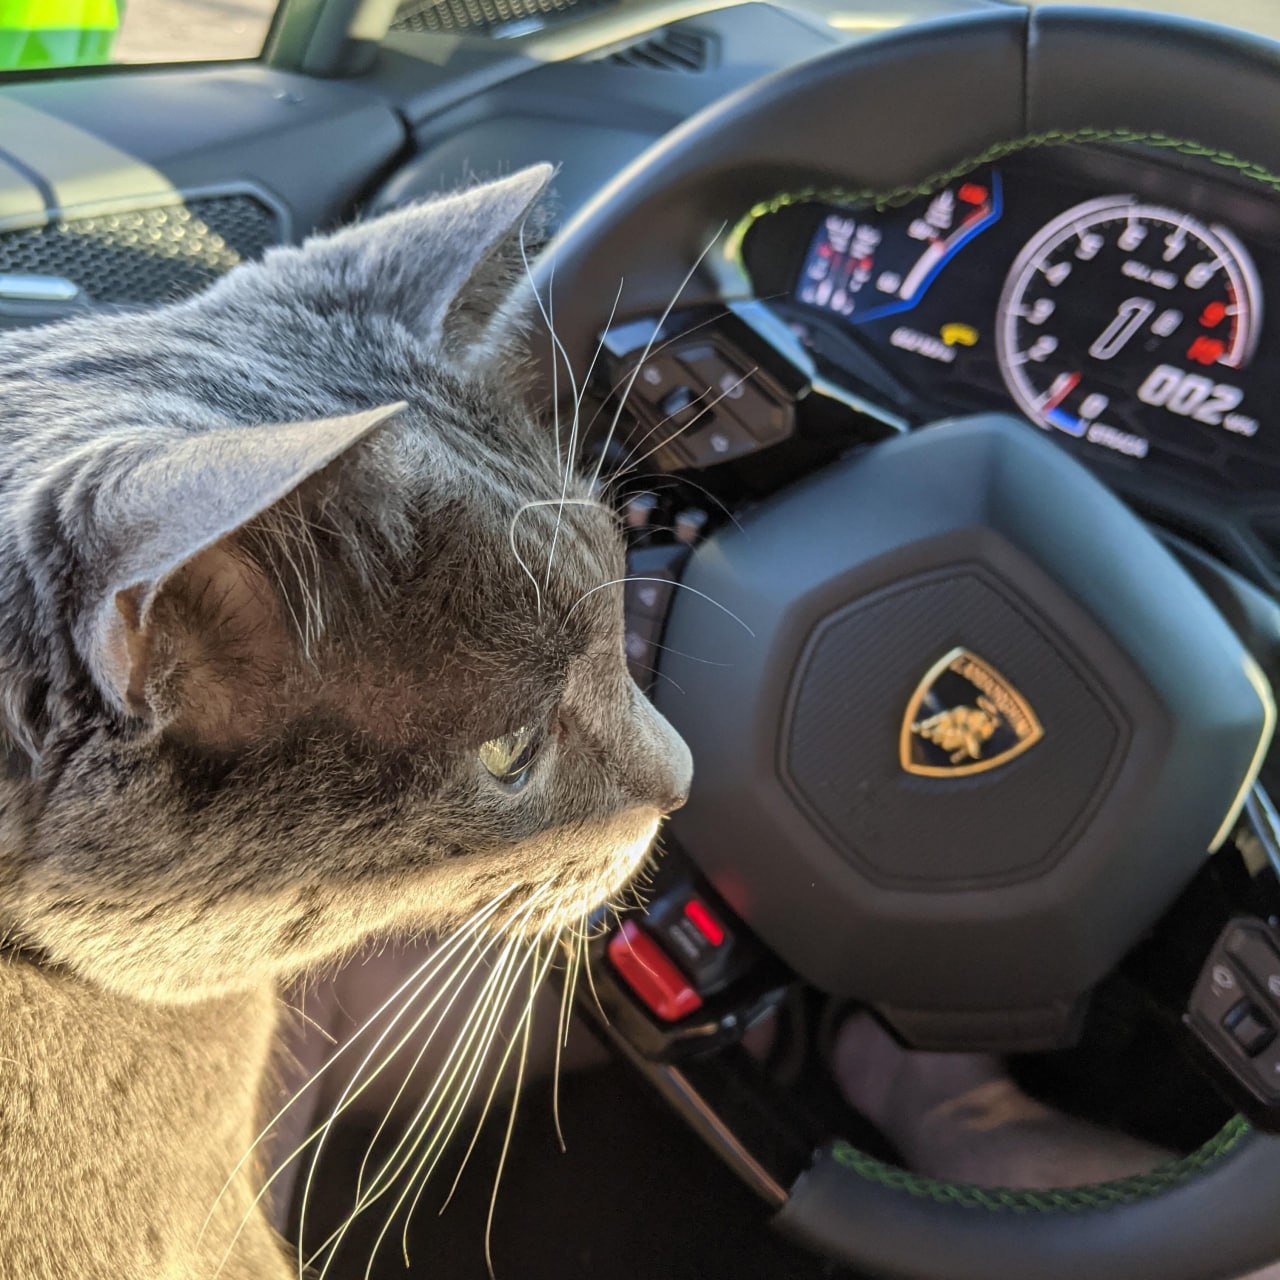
[1186,917,1280,1124]
[642,889,748,997]
[604,327,795,470]
[585,845,792,1062]
[623,542,689,689]
[606,886,750,1024]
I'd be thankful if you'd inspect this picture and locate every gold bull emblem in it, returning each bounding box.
[900,647,1043,778]
[912,697,1001,765]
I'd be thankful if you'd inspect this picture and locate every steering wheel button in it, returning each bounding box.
[641,889,748,994]
[681,414,759,467]
[1224,1000,1276,1057]
[607,920,703,1022]
[624,545,686,620]
[1224,922,1280,1001]
[1252,1039,1280,1099]
[683,897,726,947]
[624,354,683,405]
[675,341,791,442]
[659,385,699,424]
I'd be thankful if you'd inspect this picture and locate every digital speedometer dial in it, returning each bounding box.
[997,197,1263,459]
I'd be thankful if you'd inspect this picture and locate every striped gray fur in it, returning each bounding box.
[0,166,690,1279]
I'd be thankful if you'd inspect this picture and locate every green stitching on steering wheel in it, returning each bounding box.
[724,128,1280,268]
[830,1114,1251,1213]
[729,128,1277,1211]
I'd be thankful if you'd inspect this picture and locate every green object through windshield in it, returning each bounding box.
[0,0,117,67]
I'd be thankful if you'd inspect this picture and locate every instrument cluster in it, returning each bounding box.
[739,144,1280,495]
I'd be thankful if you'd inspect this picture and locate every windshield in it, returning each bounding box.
[389,0,1279,43]
[1021,0,1279,41]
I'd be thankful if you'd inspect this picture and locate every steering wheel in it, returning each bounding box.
[530,7,1280,1280]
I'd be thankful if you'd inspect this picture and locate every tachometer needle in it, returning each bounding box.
[1041,371,1080,412]
[1088,296,1155,361]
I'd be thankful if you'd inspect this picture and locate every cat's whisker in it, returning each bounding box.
[563,576,754,638]
[429,928,558,1231]
[517,220,565,472]
[571,275,625,446]
[347,918,535,1208]
[221,928,491,1280]
[481,939,549,1280]
[553,274,627,518]
[618,369,758,477]
[551,930,580,1153]
[201,887,519,1274]
[604,470,745,534]
[294,915,514,1280]
[576,304,735,447]
[510,496,610,617]
[394,938,540,1237]
[408,938,539,1204]
[548,253,560,472]
[644,637,733,668]
[626,661,686,697]
[309,932,533,1280]
[553,916,592,1138]
[588,225,727,494]
[580,924,609,1024]
[605,419,703,492]
[349,924,548,1280]
[608,379,724,477]
[571,914,591,1034]
[546,230,722,593]
[515,230,584,596]
[314,888,554,1275]
[508,517,544,619]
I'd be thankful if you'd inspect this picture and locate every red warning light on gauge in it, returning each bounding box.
[1186,335,1226,366]
[1200,300,1228,328]
[958,182,989,205]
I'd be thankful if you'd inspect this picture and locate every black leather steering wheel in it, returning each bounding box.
[532,7,1280,1278]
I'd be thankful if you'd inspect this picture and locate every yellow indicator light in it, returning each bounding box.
[941,323,979,348]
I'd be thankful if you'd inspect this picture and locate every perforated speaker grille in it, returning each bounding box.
[0,194,281,305]
[391,0,609,34]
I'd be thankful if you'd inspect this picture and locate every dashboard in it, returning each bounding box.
[739,143,1280,496]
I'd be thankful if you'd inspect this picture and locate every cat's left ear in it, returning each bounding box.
[77,403,407,723]
[258,165,554,352]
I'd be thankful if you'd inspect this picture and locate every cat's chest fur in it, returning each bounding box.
[0,963,287,1279]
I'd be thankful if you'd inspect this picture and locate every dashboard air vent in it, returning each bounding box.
[601,26,713,72]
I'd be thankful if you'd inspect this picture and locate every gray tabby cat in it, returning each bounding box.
[0,164,691,1279]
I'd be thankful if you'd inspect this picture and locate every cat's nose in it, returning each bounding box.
[659,730,693,814]
[660,779,690,814]
[630,681,693,814]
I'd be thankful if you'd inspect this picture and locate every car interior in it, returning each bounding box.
[7,1,1280,1276]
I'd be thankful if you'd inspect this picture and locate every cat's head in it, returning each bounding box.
[0,166,692,1002]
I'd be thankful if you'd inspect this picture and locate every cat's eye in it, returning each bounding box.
[478,725,544,788]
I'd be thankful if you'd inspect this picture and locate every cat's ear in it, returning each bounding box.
[79,402,406,722]
[259,165,554,352]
